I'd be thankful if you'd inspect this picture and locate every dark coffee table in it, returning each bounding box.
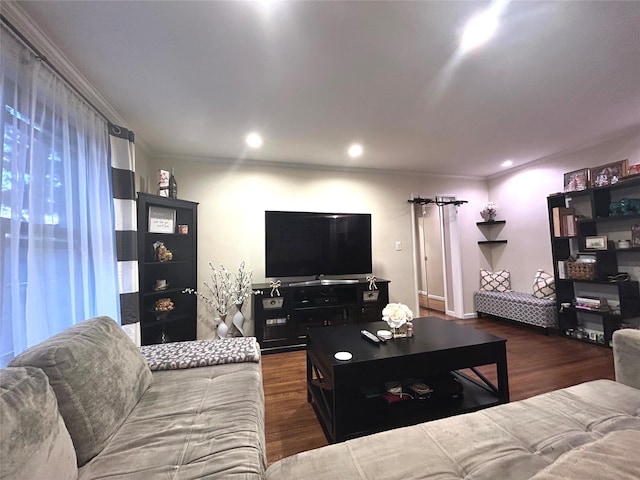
[306,316,509,443]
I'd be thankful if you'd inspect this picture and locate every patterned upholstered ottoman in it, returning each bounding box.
[474,290,558,331]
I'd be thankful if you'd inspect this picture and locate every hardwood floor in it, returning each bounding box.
[418,294,445,312]
[261,310,615,466]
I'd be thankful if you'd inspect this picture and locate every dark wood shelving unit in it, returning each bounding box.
[547,176,640,347]
[137,193,198,345]
[252,279,390,354]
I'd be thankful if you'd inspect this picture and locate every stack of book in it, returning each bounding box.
[574,296,609,311]
[551,206,578,237]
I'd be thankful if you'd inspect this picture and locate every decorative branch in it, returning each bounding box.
[230,261,253,305]
[183,261,233,316]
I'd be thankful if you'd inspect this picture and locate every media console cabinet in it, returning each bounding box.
[252,278,389,353]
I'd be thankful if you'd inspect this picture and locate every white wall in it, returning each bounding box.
[135,145,153,193]
[141,129,640,337]
[487,129,640,293]
[141,159,488,337]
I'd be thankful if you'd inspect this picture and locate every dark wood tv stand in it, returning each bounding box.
[253,278,389,353]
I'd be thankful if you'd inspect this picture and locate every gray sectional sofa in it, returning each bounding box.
[265,328,640,479]
[2,316,639,480]
[1,316,265,480]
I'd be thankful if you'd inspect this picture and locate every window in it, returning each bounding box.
[1,26,119,366]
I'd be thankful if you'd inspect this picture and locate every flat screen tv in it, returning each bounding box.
[265,211,372,278]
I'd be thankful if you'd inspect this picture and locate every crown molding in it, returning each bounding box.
[1,1,128,127]
[487,125,640,182]
[148,151,486,181]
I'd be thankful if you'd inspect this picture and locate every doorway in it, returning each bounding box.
[411,196,464,318]
[415,204,445,312]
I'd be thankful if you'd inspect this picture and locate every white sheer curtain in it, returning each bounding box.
[1,26,119,366]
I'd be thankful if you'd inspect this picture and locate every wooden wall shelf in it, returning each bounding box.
[477,220,507,245]
[476,220,506,226]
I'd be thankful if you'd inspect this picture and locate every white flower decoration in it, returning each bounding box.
[382,303,414,329]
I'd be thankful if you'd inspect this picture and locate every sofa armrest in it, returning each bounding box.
[612,328,640,390]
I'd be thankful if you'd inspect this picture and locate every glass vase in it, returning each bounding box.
[392,323,407,338]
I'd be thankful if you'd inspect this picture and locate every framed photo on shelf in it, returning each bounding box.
[585,235,608,250]
[563,168,590,192]
[590,159,628,187]
[148,206,176,233]
[627,163,640,178]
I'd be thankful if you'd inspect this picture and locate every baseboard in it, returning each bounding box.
[419,292,445,301]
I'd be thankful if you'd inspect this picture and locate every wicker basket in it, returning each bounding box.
[566,261,596,280]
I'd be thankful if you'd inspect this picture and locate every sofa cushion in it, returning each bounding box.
[480,269,511,292]
[78,362,266,479]
[9,316,152,466]
[0,367,77,480]
[529,430,640,480]
[266,380,640,480]
[532,269,555,299]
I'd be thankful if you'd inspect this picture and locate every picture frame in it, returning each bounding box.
[590,159,628,188]
[148,206,176,233]
[563,168,590,192]
[627,163,640,178]
[585,235,608,250]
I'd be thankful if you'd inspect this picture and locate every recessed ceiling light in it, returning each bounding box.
[501,160,513,167]
[348,143,363,158]
[245,132,263,148]
[460,11,499,52]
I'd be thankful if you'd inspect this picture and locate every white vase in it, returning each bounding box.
[232,302,245,337]
[216,314,228,339]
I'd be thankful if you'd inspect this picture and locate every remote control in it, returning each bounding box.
[361,329,381,344]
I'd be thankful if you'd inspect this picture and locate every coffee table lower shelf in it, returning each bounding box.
[308,370,504,443]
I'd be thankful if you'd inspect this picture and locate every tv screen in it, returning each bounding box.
[265,211,372,278]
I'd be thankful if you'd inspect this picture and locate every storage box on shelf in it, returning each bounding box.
[547,176,640,347]
[137,193,198,345]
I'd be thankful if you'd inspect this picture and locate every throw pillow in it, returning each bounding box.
[9,316,153,467]
[533,269,555,299]
[480,269,511,292]
[0,367,77,480]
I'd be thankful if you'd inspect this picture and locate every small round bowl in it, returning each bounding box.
[376,329,393,341]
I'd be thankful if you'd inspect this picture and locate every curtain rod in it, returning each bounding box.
[408,197,468,207]
[1,13,114,126]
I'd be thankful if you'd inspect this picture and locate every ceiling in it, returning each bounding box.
[13,0,640,178]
